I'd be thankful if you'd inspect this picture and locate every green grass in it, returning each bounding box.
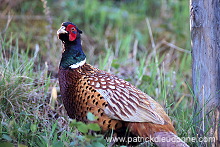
[0,0,198,146]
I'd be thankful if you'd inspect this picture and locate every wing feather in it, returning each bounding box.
[87,70,166,125]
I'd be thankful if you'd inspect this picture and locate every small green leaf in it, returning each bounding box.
[142,75,151,82]
[76,122,88,133]
[30,123,37,133]
[2,134,12,141]
[124,78,131,81]
[69,119,77,127]
[18,144,28,147]
[52,141,64,147]
[0,142,13,147]
[85,134,96,139]
[111,63,120,69]
[87,123,101,131]
[91,142,105,147]
[69,142,76,146]
[87,112,96,121]
[20,111,26,115]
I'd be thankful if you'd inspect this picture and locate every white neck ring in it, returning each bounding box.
[69,58,86,69]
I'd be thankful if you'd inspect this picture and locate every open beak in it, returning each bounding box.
[57,26,68,35]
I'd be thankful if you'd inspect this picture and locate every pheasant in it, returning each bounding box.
[57,22,189,147]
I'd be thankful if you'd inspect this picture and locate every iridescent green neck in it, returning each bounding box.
[60,38,86,69]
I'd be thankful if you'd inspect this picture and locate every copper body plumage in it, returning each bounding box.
[57,22,189,146]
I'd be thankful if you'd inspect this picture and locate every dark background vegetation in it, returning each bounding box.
[0,0,194,146]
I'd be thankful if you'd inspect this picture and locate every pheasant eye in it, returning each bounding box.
[72,28,76,31]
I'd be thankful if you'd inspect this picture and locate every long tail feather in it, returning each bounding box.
[153,131,189,147]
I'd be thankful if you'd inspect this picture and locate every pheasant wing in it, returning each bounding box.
[87,70,167,125]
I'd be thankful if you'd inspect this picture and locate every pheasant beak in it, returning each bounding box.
[57,26,68,35]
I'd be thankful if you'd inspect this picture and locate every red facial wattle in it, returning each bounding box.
[66,24,77,41]
[69,32,77,41]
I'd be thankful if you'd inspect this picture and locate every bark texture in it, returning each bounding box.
[190,0,220,146]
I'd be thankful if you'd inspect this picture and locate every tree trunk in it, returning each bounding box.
[190,0,220,146]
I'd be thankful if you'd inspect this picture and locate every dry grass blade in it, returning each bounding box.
[162,40,190,54]
[146,17,161,87]
[146,18,156,49]
[0,15,49,20]
[171,95,185,113]
[132,39,138,64]
[1,14,12,34]
[50,86,58,110]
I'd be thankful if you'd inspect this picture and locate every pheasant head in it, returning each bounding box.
[57,22,82,43]
[57,22,86,69]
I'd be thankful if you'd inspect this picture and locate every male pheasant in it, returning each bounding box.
[57,22,188,147]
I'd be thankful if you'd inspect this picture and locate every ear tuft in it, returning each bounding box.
[78,28,83,34]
